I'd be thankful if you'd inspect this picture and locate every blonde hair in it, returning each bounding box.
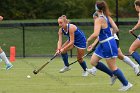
[58,15,70,24]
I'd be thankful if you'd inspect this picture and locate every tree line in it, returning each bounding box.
[0,0,137,20]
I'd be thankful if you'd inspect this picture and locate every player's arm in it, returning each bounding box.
[61,24,75,51]
[0,16,3,21]
[87,18,101,45]
[108,16,119,34]
[87,38,99,52]
[91,38,99,47]
[57,28,63,50]
[130,13,140,32]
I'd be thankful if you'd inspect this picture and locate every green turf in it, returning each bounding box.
[0,57,139,93]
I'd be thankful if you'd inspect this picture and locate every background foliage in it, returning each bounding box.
[0,0,137,19]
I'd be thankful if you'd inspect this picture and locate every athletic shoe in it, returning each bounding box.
[86,67,97,76]
[137,72,140,76]
[110,75,117,85]
[133,64,140,76]
[6,63,13,70]
[82,71,88,77]
[59,66,71,73]
[0,58,2,62]
[118,82,133,91]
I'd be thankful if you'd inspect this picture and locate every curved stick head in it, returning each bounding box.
[33,70,38,74]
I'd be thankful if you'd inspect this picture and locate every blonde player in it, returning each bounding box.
[56,15,88,76]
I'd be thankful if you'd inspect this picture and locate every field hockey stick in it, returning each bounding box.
[131,32,140,40]
[131,32,138,38]
[68,42,99,66]
[33,54,57,74]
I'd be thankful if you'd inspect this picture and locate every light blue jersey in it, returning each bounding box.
[94,16,118,59]
[62,24,86,49]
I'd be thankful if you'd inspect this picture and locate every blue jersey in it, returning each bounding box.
[62,24,86,49]
[98,17,113,41]
[94,16,118,59]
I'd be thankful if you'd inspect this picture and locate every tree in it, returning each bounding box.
[0,0,138,19]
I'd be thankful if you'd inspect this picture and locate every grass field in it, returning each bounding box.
[0,57,140,93]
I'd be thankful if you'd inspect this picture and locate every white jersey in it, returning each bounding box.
[114,33,119,40]
[110,28,119,40]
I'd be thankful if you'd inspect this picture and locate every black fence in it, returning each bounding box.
[0,21,137,57]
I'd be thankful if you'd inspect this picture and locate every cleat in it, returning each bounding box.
[82,70,88,77]
[110,75,117,85]
[6,63,13,70]
[137,72,140,76]
[59,66,71,73]
[86,67,97,76]
[133,64,140,75]
[118,82,133,91]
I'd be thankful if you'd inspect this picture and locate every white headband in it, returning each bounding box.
[93,11,98,17]
[95,4,99,11]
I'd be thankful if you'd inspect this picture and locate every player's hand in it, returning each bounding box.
[55,49,61,55]
[87,45,93,52]
[0,16,3,21]
[129,29,134,34]
[60,48,64,53]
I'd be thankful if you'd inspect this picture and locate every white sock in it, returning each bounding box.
[0,52,10,65]
[123,56,136,68]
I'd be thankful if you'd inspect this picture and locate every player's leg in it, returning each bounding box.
[118,48,140,75]
[106,58,132,91]
[87,44,116,83]
[0,48,13,70]
[129,39,140,65]
[87,54,115,78]
[77,48,88,76]
[59,44,74,73]
[59,53,71,73]
[87,56,117,85]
